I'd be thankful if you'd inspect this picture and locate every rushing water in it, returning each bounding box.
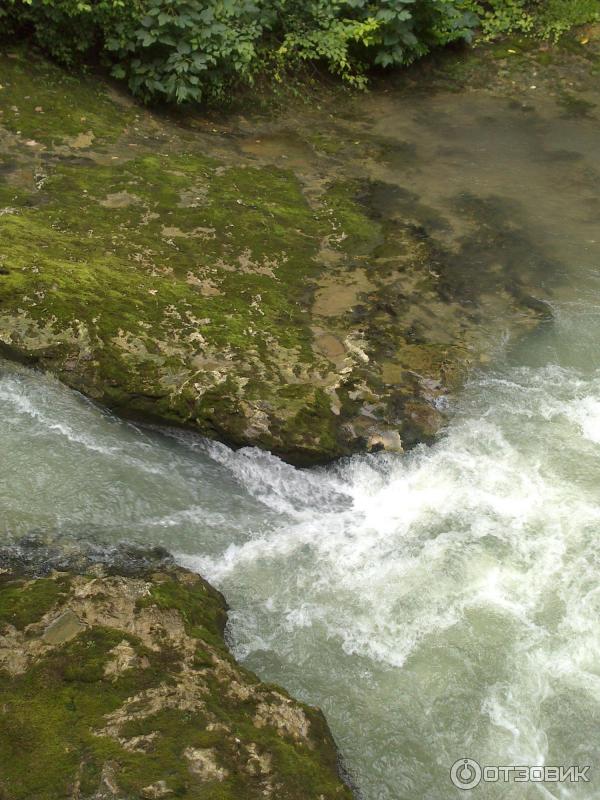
[3,286,600,798]
[3,80,600,798]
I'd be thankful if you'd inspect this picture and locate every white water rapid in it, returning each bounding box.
[3,271,600,798]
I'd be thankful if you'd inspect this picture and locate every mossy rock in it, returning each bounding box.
[0,568,354,800]
[0,47,555,462]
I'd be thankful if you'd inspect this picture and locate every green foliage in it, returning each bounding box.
[1,0,598,103]
[2,0,480,102]
[466,0,600,41]
[272,0,477,83]
[468,0,535,37]
[105,0,267,103]
[536,0,600,40]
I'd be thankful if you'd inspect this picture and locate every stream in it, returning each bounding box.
[2,72,600,799]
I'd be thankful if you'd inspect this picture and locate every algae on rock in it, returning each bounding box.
[0,566,354,799]
[0,40,579,461]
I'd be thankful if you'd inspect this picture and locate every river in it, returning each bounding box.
[2,67,600,799]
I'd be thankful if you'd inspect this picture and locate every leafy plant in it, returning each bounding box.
[465,0,599,41]
[105,0,267,102]
[1,0,597,104]
[1,0,480,101]
[536,0,600,40]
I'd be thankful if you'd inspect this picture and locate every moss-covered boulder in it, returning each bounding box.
[0,42,574,461]
[0,566,353,800]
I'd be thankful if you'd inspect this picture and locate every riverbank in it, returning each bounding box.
[3,27,597,462]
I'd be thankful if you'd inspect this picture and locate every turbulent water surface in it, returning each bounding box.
[2,81,600,799]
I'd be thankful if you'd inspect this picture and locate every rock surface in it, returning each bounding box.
[1,31,598,461]
[0,563,354,799]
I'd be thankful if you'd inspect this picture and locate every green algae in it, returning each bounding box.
[0,49,133,145]
[0,575,70,629]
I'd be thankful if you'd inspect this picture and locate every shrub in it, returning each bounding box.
[1,0,597,104]
[274,0,477,83]
[1,0,480,102]
[466,0,600,41]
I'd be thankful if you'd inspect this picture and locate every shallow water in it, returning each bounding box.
[3,77,600,799]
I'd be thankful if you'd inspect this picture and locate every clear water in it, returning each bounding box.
[2,85,600,799]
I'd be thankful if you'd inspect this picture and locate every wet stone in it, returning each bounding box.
[42,608,86,644]
[1,36,598,463]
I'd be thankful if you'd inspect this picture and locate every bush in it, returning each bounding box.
[1,0,598,104]
[1,0,480,102]
[465,0,600,41]
[105,0,267,102]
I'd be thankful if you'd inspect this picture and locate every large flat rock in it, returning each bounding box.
[3,35,596,461]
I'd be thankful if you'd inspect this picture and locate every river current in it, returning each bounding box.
[2,76,600,799]
[4,280,600,799]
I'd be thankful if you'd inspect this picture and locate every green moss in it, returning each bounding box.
[287,388,345,462]
[0,571,352,799]
[0,49,133,144]
[0,575,70,629]
[2,88,401,459]
[0,143,337,456]
[307,132,347,155]
[137,574,229,648]
[0,624,193,798]
[322,181,383,257]
[0,627,132,799]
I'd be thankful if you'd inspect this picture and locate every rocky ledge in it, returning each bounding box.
[4,34,592,463]
[0,556,353,799]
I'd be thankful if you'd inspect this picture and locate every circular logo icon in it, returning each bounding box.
[450,758,482,790]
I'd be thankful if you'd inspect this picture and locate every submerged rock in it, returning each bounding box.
[2,35,595,461]
[0,562,354,799]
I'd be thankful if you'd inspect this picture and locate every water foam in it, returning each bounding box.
[179,363,600,798]
[3,358,600,797]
